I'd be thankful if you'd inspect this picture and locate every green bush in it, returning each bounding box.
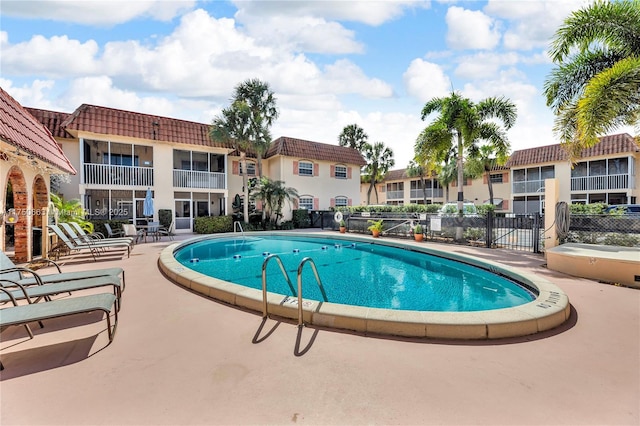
[292,209,311,228]
[464,227,485,240]
[603,233,639,247]
[570,202,608,215]
[193,215,233,234]
[158,209,172,229]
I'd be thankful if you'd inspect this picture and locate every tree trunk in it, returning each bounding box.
[240,152,249,223]
[456,132,464,241]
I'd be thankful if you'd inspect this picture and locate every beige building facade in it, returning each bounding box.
[362,133,639,214]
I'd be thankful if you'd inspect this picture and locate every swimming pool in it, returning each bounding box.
[159,232,570,339]
[173,235,535,312]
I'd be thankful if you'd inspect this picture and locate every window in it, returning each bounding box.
[299,161,313,176]
[334,196,348,207]
[299,196,314,210]
[335,165,347,179]
[489,173,503,183]
[239,162,256,176]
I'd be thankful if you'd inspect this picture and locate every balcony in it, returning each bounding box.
[386,190,404,200]
[570,173,632,191]
[512,180,545,194]
[410,188,444,199]
[173,169,226,189]
[84,164,153,186]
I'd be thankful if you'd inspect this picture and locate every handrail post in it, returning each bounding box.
[261,254,297,319]
[296,257,329,327]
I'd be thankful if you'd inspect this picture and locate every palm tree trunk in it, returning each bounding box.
[456,132,464,241]
[240,152,249,223]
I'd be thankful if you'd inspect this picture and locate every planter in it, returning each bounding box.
[339,227,346,233]
[371,230,381,238]
[414,233,424,242]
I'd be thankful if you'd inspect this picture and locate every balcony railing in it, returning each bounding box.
[173,169,226,189]
[570,173,632,191]
[386,190,404,200]
[83,164,153,186]
[410,188,444,199]
[512,179,545,194]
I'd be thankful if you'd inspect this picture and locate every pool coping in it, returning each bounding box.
[158,231,571,340]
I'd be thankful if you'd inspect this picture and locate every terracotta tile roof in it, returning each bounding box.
[24,107,71,139]
[385,169,408,181]
[265,136,366,166]
[506,133,639,167]
[0,87,76,174]
[60,104,235,150]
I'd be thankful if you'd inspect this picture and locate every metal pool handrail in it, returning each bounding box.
[296,257,328,327]
[233,221,245,238]
[262,254,297,318]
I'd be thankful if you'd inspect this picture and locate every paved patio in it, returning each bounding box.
[1,232,638,425]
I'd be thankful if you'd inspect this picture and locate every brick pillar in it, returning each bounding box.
[13,190,29,262]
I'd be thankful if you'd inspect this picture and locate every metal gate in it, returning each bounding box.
[487,212,543,253]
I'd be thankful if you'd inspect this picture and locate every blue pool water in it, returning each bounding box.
[174,235,536,312]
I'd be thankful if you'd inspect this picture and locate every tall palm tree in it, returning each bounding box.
[362,141,395,204]
[232,79,279,177]
[419,92,515,210]
[418,92,516,239]
[210,101,253,223]
[544,0,640,161]
[338,124,369,151]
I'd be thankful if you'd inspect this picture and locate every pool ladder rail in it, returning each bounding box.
[261,254,329,327]
[233,221,245,238]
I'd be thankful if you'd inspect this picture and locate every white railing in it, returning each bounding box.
[512,179,545,194]
[410,188,444,199]
[386,190,404,200]
[173,169,226,189]
[83,164,153,186]
[570,173,631,191]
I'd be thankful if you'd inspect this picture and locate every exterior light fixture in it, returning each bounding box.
[4,209,19,225]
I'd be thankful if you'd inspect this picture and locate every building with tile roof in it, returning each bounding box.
[365,133,639,213]
[1,87,76,261]
[27,102,366,232]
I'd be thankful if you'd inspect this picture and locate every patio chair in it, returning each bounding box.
[157,221,174,241]
[0,249,125,290]
[48,225,131,260]
[0,289,118,370]
[67,222,134,247]
[1,267,123,312]
[104,223,125,238]
[122,224,144,244]
[58,223,133,256]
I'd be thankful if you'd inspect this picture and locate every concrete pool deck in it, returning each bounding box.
[1,231,639,425]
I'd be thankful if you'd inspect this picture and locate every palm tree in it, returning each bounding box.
[362,141,395,204]
[338,124,369,151]
[544,0,640,161]
[252,177,298,226]
[465,144,509,207]
[50,193,94,232]
[232,79,279,177]
[271,180,299,225]
[418,92,516,239]
[210,101,253,223]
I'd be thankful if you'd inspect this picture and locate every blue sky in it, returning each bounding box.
[1,0,594,168]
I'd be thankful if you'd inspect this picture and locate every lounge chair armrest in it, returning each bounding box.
[0,267,45,286]
[0,285,33,305]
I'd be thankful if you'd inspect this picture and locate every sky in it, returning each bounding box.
[1,0,597,169]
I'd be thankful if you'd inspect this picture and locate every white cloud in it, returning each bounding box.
[0,78,58,110]
[0,0,196,26]
[1,34,100,77]
[403,59,451,102]
[232,0,431,26]
[484,0,588,51]
[454,51,520,79]
[445,6,501,50]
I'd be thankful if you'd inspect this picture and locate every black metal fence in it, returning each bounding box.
[310,211,546,253]
[304,210,640,252]
[564,214,640,247]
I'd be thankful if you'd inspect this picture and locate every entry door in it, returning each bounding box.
[175,200,192,230]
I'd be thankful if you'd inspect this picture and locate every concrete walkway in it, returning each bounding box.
[1,232,638,425]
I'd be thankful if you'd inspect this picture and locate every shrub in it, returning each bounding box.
[292,209,311,228]
[603,233,639,247]
[158,209,172,229]
[193,215,233,234]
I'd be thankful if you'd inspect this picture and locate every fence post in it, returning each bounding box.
[533,214,541,253]
[486,210,494,248]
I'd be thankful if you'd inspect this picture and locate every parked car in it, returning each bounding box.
[604,204,640,215]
